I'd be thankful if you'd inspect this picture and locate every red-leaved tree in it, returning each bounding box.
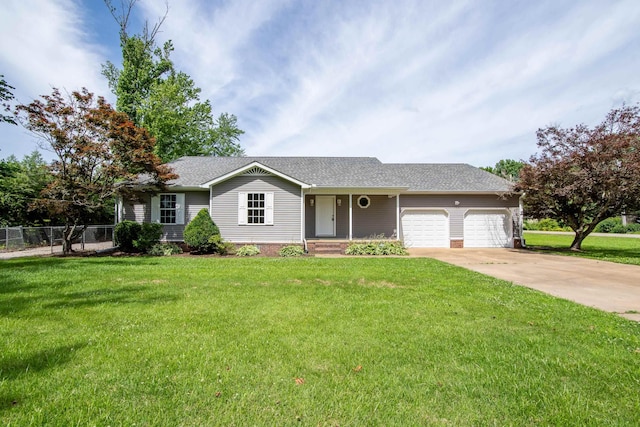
[16,88,177,254]
[516,105,640,250]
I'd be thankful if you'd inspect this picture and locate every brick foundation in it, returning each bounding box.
[513,238,523,249]
[231,243,303,257]
[450,240,464,248]
[306,241,348,255]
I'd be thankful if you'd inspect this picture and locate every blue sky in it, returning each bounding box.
[1,0,639,167]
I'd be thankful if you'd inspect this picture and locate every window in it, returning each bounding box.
[238,192,273,225]
[151,193,185,225]
[357,195,371,209]
[160,194,177,224]
[247,193,265,224]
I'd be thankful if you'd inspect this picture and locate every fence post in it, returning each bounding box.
[5,226,8,250]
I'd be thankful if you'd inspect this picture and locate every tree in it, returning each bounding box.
[102,0,244,162]
[16,88,176,254]
[515,105,640,250]
[481,159,524,181]
[1,75,16,125]
[0,151,55,226]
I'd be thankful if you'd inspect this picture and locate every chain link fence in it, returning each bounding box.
[1,225,114,253]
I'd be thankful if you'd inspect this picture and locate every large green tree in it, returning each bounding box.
[16,88,176,254]
[102,0,244,162]
[481,159,524,181]
[0,151,55,226]
[515,105,640,250]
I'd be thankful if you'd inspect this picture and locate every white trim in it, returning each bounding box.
[238,192,247,225]
[201,162,311,189]
[348,193,353,240]
[264,192,274,225]
[300,188,305,242]
[396,194,400,240]
[357,195,371,209]
[151,195,160,223]
[308,187,407,195]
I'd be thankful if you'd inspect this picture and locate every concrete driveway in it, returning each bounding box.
[409,248,640,322]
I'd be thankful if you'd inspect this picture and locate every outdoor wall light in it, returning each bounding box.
[310,198,314,207]
[337,199,341,207]
[454,200,460,206]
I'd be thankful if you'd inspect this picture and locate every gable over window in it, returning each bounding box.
[151,193,185,225]
[238,192,273,225]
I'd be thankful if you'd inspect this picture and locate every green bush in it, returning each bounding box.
[279,245,305,257]
[133,223,163,253]
[148,242,183,256]
[183,209,221,253]
[114,220,142,253]
[625,223,640,233]
[236,245,260,257]
[207,235,236,255]
[523,218,571,231]
[345,240,408,256]
[594,217,622,233]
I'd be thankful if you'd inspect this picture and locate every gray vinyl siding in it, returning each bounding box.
[123,194,150,223]
[352,195,396,238]
[211,176,301,243]
[122,191,209,241]
[400,194,519,240]
[163,191,209,241]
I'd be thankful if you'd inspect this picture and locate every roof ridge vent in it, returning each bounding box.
[243,166,272,176]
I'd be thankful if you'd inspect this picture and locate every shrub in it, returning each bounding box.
[114,220,142,253]
[523,218,569,231]
[236,245,260,257]
[207,235,236,255]
[183,209,220,253]
[279,245,305,257]
[625,223,640,233]
[148,242,183,256]
[595,217,622,233]
[345,240,408,256]
[133,223,163,253]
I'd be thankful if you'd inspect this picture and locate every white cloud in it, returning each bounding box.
[1,0,639,167]
[0,0,112,158]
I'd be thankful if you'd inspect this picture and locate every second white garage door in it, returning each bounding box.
[464,210,512,248]
[401,210,449,248]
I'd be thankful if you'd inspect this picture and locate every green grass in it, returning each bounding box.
[1,257,639,426]
[524,232,640,266]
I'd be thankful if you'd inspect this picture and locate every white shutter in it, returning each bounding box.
[151,196,160,223]
[175,193,185,225]
[238,192,247,225]
[265,192,274,225]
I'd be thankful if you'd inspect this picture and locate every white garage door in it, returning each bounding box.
[464,210,512,248]
[401,210,449,248]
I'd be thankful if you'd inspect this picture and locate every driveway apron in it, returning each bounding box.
[409,248,640,322]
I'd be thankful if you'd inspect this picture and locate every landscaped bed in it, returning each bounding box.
[1,257,639,425]
[524,231,640,266]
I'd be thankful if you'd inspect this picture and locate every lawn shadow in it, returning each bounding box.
[0,343,86,411]
[1,283,179,317]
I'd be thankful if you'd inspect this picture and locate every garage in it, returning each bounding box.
[401,210,449,248]
[464,210,512,248]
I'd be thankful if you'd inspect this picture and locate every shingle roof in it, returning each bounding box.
[165,156,515,193]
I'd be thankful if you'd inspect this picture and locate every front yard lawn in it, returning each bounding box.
[524,231,640,266]
[1,257,639,425]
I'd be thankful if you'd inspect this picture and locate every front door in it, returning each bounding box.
[315,196,335,237]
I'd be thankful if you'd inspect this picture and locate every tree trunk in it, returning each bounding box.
[62,224,76,255]
[570,231,586,251]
